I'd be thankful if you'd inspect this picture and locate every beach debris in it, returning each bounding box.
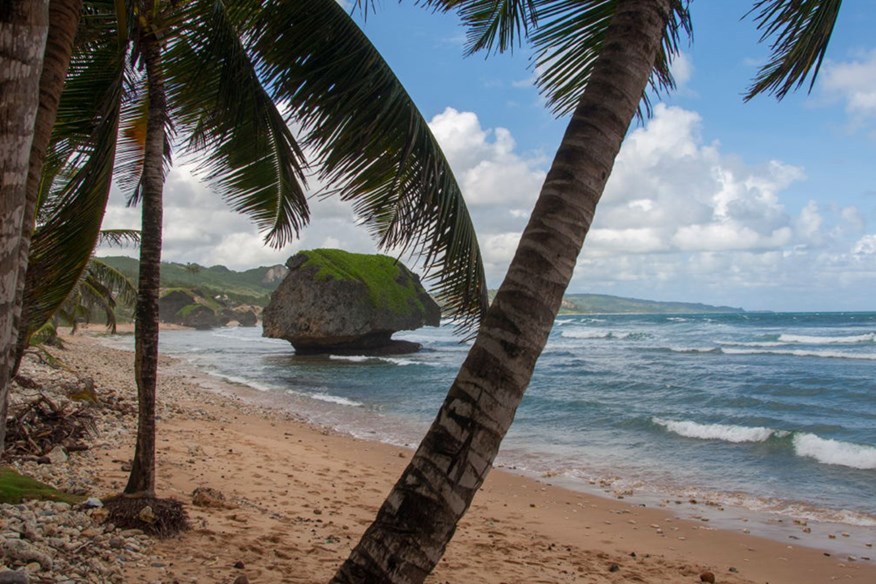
[82,497,103,508]
[699,571,716,583]
[4,395,96,458]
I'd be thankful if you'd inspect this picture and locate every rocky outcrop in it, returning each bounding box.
[158,289,225,329]
[262,249,441,354]
[221,306,259,327]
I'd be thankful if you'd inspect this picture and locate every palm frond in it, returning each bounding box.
[22,30,127,339]
[167,0,310,247]
[424,0,540,55]
[530,0,691,117]
[86,257,139,308]
[98,228,141,247]
[744,0,842,101]
[247,0,489,331]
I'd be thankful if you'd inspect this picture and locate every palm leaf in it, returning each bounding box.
[86,257,138,308]
[98,228,141,247]
[424,0,540,55]
[22,19,128,339]
[530,0,691,117]
[744,0,842,101]
[167,0,310,247]
[246,0,489,331]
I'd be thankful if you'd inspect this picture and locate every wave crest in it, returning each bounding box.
[778,332,875,345]
[793,434,876,470]
[653,418,784,443]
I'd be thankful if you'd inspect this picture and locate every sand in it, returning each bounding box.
[44,332,876,583]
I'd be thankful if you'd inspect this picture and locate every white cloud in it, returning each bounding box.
[821,50,876,127]
[428,107,545,207]
[853,234,876,255]
[669,52,695,96]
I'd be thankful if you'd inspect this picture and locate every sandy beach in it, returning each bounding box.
[11,332,875,583]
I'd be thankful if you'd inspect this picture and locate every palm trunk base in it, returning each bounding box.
[104,494,189,538]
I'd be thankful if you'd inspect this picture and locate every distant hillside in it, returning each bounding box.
[99,256,288,307]
[559,293,743,315]
[101,256,744,315]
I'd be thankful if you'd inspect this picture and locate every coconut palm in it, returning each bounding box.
[0,2,50,453]
[332,0,843,582]
[33,0,488,503]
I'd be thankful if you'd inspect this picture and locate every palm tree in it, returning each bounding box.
[11,0,84,374]
[0,1,50,453]
[332,0,843,582]
[36,0,489,503]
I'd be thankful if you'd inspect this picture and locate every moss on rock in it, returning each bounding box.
[300,249,430,317]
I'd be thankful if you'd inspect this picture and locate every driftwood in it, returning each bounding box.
[4,394,96,458]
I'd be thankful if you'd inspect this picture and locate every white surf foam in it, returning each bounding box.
[792,434,876,470]
[721,347,876,360]
[310,393,364,407]
[653,418,786,443]
[778,332,875,345]
[329,355,372,363]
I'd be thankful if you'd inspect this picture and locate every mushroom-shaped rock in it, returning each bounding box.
[262,249,441,354]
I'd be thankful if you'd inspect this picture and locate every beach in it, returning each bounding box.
[6,331,874,583]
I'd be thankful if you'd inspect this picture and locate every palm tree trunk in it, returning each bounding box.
[0,1,49,454]
[331,1,672,582]
[124,32,167,496]
[10,0,84,379]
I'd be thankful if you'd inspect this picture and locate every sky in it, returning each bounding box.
[98,2,876,312]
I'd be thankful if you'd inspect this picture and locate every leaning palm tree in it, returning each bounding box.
[332,0,843,582]
[0,2,50,453]
[42,0,488,505]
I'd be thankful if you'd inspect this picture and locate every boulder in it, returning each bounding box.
[262,249,441,354]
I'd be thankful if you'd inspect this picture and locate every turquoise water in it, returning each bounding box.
[105,312,876,532]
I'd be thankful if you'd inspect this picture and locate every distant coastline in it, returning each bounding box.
[100,255,745,316]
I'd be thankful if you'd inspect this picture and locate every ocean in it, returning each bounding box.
[101,311,876,549]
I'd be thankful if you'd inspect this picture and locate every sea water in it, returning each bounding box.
[101,312,876,543]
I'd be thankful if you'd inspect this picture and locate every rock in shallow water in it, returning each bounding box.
[262,249,441,355]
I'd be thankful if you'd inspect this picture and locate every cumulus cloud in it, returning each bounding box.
[429,108,545,208]
[821,50,876,128]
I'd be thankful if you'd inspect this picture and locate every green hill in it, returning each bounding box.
[100,256,744,315]
[98,256,288,307]
[558,293,743,315]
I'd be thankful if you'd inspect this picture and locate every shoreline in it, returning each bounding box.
[101,324,876,553]
[35,331,875,583]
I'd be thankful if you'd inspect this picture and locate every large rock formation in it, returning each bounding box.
[262,249,441,354]
[159,289,258,329]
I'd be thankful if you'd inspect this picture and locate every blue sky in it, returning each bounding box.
[100,2,876,312]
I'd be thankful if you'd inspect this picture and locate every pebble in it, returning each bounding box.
[2,353,155,582]
[699,571,715,583]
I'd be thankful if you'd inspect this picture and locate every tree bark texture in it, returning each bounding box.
[124,32,167,496]
[11,0,83,377]
[0,1,49,453]
[331,1,673,582]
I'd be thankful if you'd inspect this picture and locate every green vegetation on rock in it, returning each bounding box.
[0,468,83,504]
[300,249,430,316]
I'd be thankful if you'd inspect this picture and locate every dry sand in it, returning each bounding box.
[49,333,876,583]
